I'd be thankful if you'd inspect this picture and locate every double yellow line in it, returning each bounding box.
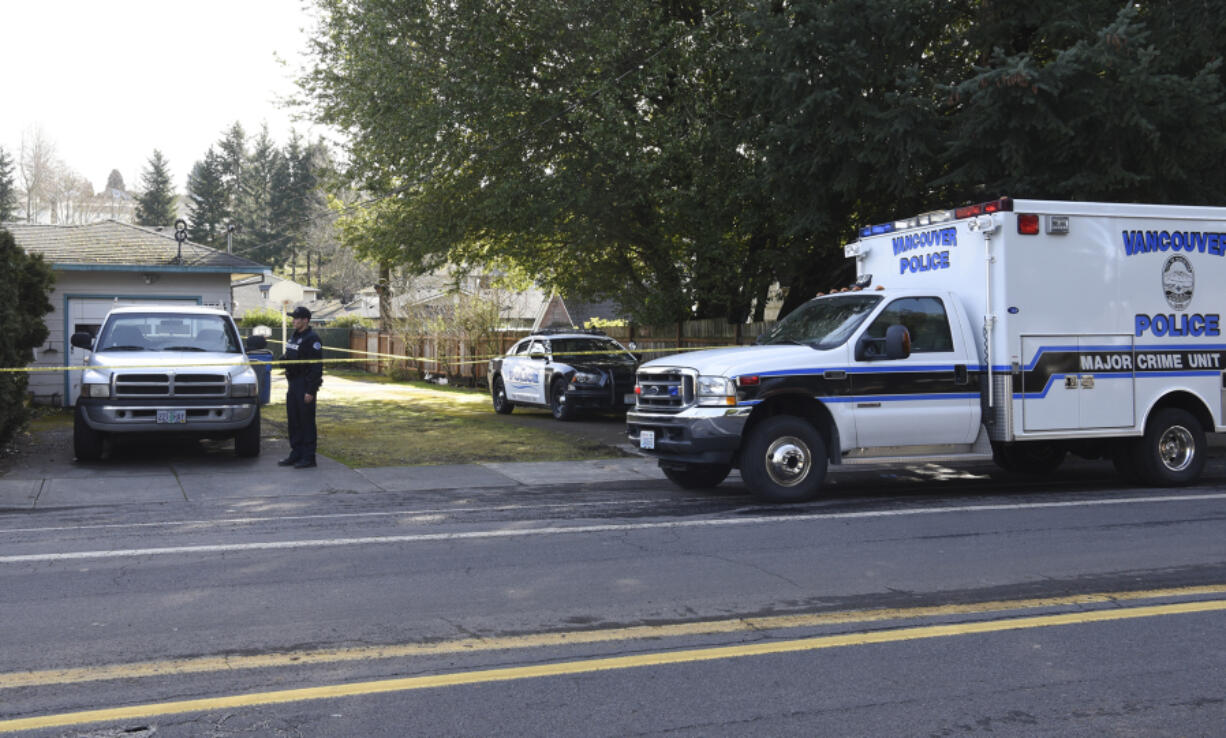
[2,584,1224,733]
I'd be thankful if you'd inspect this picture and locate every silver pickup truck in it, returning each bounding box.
[69,305,267,461]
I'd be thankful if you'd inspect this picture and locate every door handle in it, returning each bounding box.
[954,364,968,385]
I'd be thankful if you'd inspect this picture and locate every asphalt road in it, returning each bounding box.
[2,448,1226,736]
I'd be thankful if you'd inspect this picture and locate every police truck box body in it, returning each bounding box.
[627,198,1226,501]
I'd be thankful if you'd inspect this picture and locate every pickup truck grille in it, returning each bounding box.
[113,372,229,398]
[635,369,695,412]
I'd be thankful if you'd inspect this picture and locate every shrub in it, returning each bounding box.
[329,313,374,330]
[0,228,55,447]
[240,307,284,330]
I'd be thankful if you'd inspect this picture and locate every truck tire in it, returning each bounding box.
[991,441,1066,476]
[234,407,261,458]
[491,375,514,414]
[661,463,731,489]
[550,379,576,421]
[1134,408,1205,486]
[73,405,104,462]
[740,415,827,502]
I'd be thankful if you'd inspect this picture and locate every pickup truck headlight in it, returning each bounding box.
[81,382,111,399]
[231,383,258,398]
[696,375,737,406]
[570,371,601,385]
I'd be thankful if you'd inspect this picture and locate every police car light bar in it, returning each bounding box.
[858,198,1013,239]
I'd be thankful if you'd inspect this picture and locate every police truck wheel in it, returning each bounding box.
[661,463,731,489]
[550,379,576,421]
[740,415,827,502]
[73,405,104,461]
[1135,408,1204,486]
[491,375,514,414]
[234,407,261,458]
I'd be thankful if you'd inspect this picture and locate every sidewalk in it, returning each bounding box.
[0,433,672,509]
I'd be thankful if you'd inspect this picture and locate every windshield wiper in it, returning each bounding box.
[99,345,145,351]
[764,338,821,350]
[160,346,207,352]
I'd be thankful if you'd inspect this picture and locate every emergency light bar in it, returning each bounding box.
[858,197,1014,238]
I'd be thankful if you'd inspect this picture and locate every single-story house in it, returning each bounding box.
[4,220,268,406]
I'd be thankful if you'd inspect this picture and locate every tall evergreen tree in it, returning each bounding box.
[186,147,229,247]
[105,169,126,193]
[134,150,176,226]
[0,147,16,222]
[241,125,286,265]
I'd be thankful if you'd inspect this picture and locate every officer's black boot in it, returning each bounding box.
[293,457,317,469]
[277,455,299,467]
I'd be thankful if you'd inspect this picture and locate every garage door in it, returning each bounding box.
[66,297,199,404]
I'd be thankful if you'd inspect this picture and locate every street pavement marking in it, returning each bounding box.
[2,584,1224,690]
[3,491,1226,565]
[3,596,1225,734]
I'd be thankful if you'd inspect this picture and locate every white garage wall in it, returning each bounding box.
[27,270,236,406]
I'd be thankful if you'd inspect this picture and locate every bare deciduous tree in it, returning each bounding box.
[18,126,56,222]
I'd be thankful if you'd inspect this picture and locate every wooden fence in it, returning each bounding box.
[349,318,778,386]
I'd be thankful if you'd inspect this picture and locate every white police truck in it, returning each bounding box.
[628,197,1226,501]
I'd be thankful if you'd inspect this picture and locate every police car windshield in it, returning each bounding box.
[759,294,882,349]
[549,338,633,362]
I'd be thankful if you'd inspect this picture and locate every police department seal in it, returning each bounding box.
[1162,255,1194,311]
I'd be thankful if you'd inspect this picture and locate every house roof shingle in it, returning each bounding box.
[2,220,267,272]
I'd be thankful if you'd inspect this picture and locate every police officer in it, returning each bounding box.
[278,306,324,469]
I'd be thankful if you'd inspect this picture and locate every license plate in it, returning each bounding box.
[623,393,637,405]
[157,409,187,424]
[640,429,655,450]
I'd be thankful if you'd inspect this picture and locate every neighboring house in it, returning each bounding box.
[232,273,320,321]
[4,220,268,406]
[319,269,551,330]
[533,294,627,331]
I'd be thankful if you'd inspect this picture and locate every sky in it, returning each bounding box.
[1,0,327,194]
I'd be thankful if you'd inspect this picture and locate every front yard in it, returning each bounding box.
[261,370,620,467]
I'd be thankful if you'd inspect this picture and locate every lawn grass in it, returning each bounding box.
[262,383,617,468]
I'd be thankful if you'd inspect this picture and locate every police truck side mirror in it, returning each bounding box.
[855,325,911,361]
[70,332,94,351]
[245,335,267,351]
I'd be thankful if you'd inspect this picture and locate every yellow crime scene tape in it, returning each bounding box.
[0,339,730,374]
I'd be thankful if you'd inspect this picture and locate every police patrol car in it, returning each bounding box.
[628,197,1226,501]
[489,329,638,420]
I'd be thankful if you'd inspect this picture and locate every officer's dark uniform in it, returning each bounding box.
[279,307,324,468]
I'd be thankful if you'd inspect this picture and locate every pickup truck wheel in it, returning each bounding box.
[741,416,827,502]
[550,379,576,421]
[1135,408,1204,486]
[492,375,514,414]
[234,407,261,457]
[73,405,104,461]
[992,442,1065,476]
[661,463,731,489]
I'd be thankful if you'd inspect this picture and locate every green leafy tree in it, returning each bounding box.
[0,228,55,446]
[134,150,176,226]
[0,147,19,222]
[186,147,229,247]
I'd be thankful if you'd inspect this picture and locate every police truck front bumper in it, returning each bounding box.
[626,407,749,465]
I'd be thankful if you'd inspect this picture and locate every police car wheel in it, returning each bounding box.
[661,463,731,489]
[73,405,104,462]
[741,415,827,502]
[1137,408,1205,486]
[550,379,576,421]
[492,375,514,414]
[234,407,261,457]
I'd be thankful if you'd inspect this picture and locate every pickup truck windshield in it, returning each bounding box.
[96,314,241,353]
[759,294,882,349]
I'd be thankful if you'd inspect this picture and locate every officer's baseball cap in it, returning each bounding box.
[289,306,312,319]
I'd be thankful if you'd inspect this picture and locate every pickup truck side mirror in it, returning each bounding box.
[855,324,911,361]
[529,351,547,361]
[70,332,94,350]
[245,335,268,351]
